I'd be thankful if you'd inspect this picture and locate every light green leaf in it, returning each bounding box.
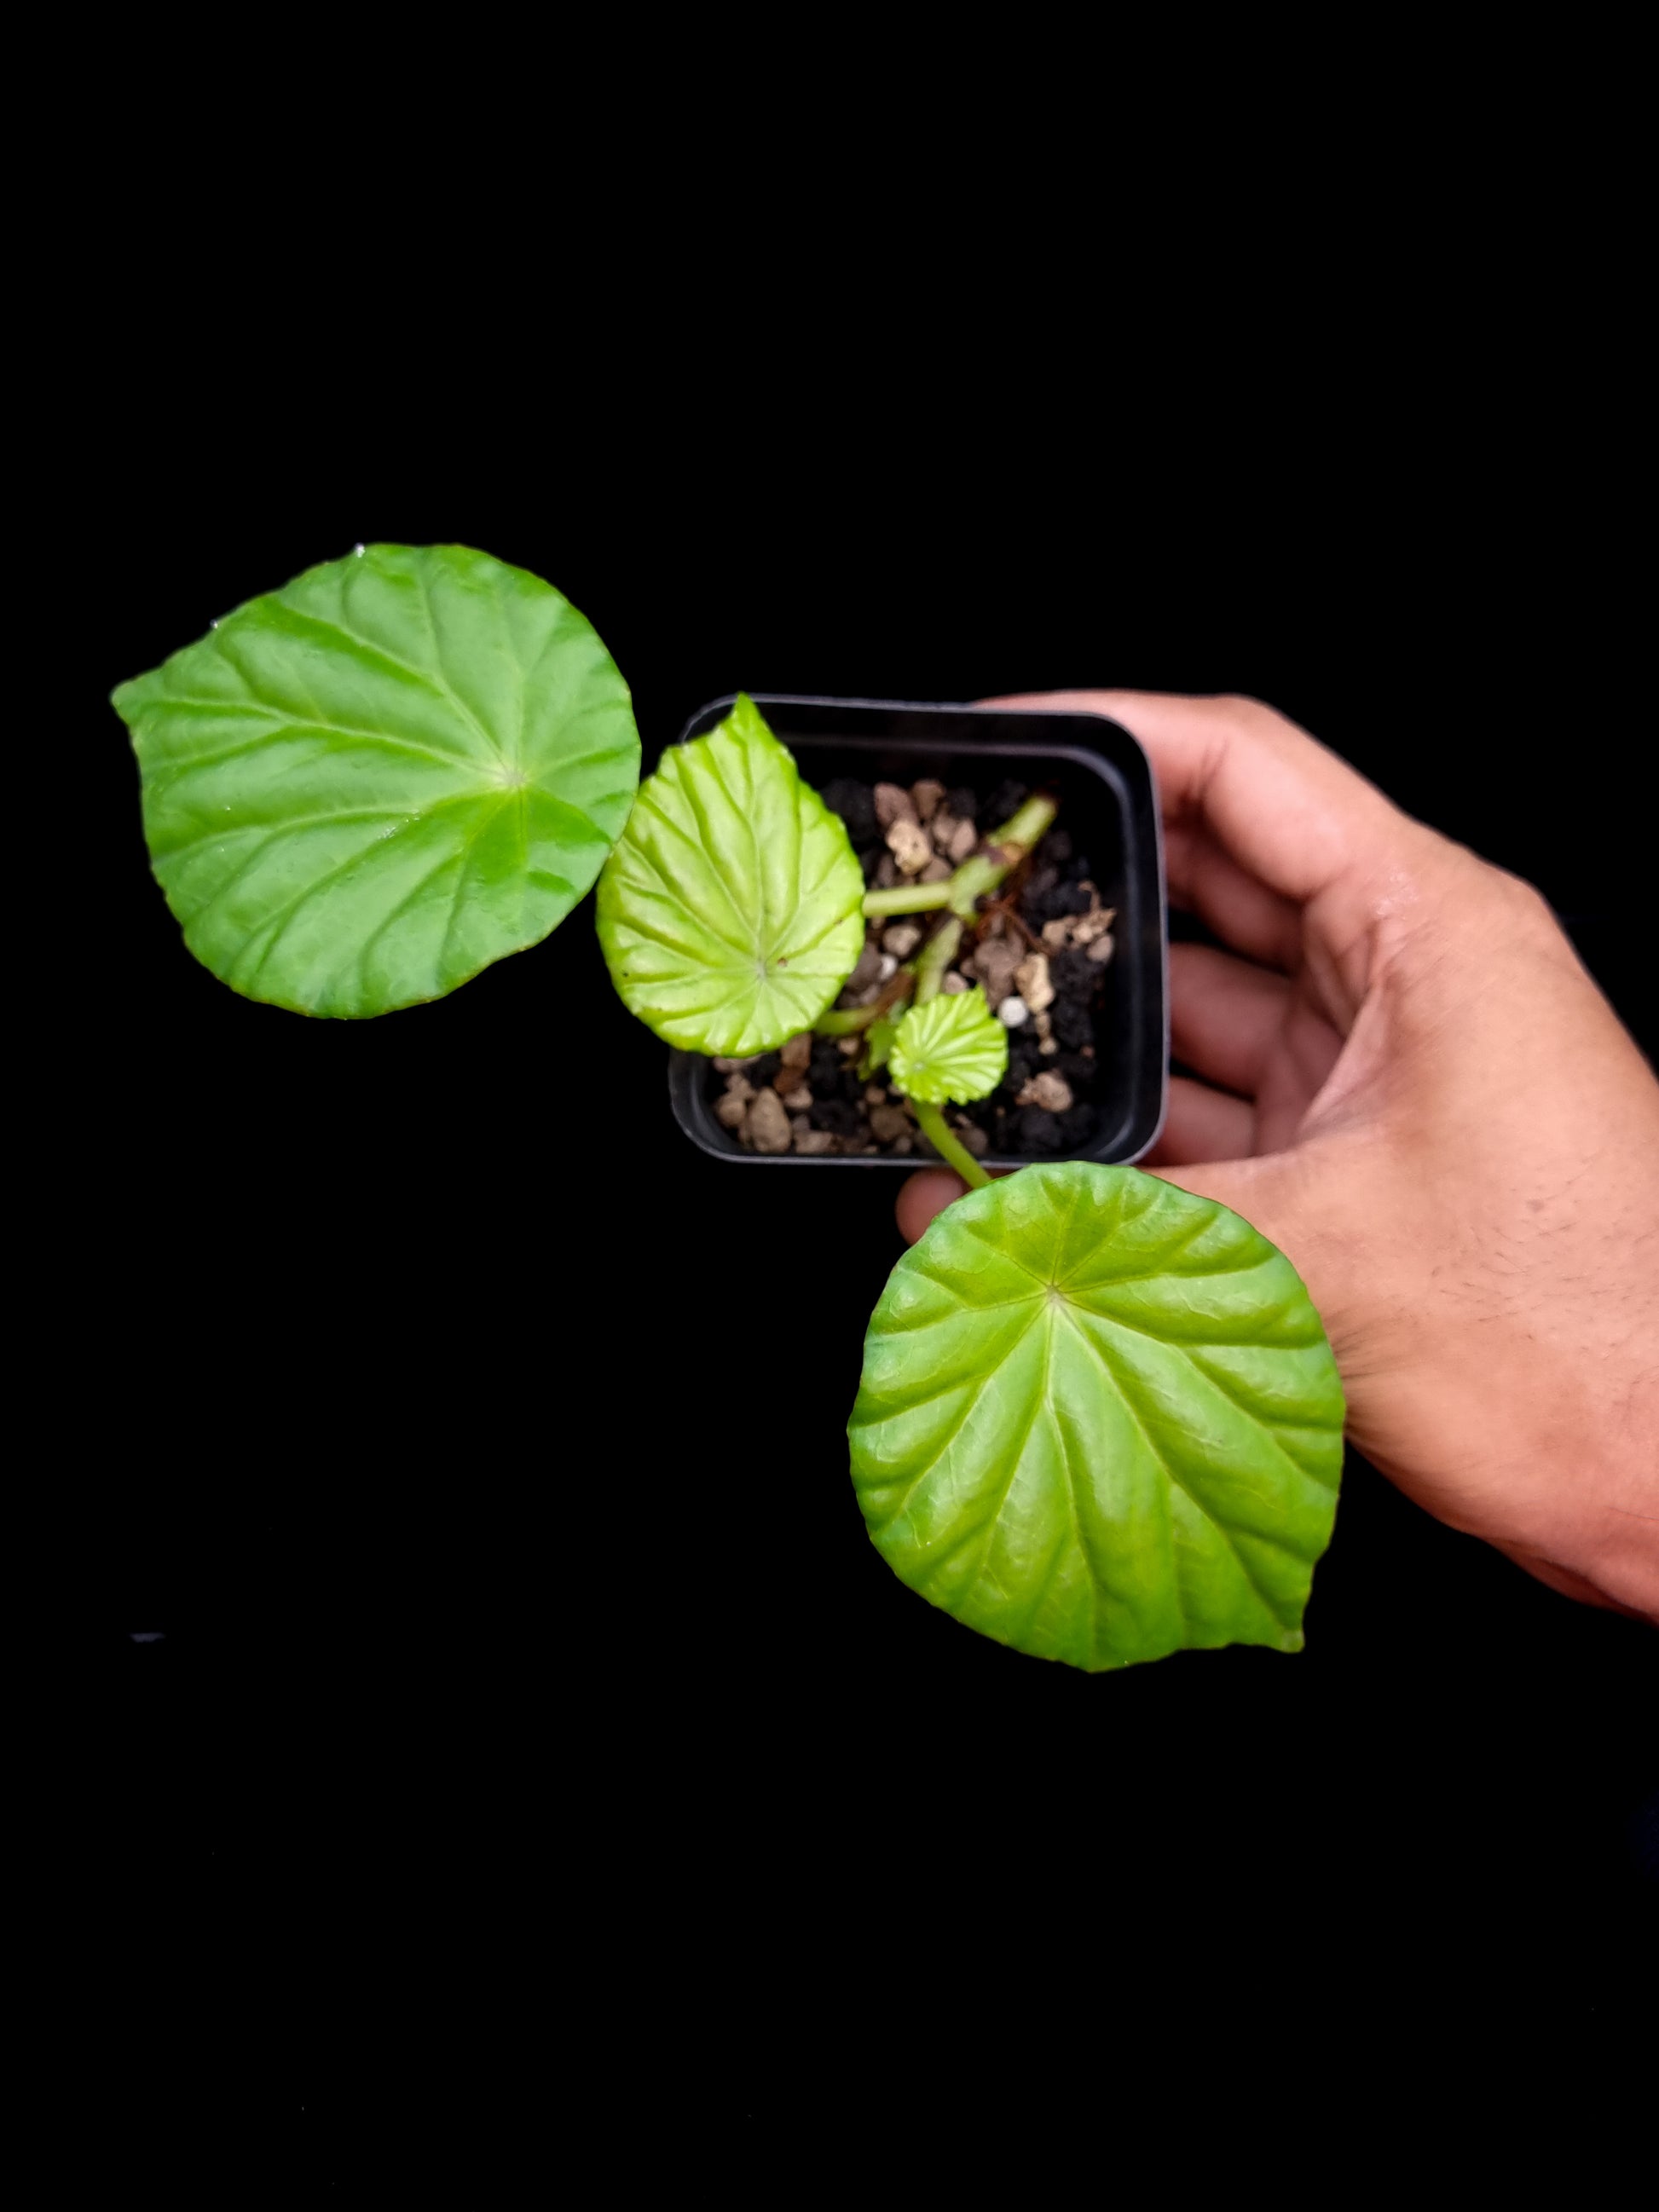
[596,694,865,1056]
[849,1162,1345,1672]
[111,543,640,1018]
[887,986,1008,1104]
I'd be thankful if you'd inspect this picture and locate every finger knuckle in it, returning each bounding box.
[1489,864,1553,925]
[1215,692,1295,739]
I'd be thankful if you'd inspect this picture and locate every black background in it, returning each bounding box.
[60,350,1655,2165]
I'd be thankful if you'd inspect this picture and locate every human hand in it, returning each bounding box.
[897,691,1659,1620]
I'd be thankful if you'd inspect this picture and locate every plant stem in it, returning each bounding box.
[911,1100,991,1188]
[813,967,916,1036]
[912,916,962,1004]
[861,795,1056,921]
[852,790,1056,1038]
[862,881,953,916]
[946,795,1057,918]
[990,794,1059,854]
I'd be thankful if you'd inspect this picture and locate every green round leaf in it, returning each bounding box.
[849,1162,1345,1672]
[888,985,1008,1103]
[111,543,640,1017]
[596,694,865,1055]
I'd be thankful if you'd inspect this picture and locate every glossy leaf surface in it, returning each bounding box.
[597,695,864,1055]
[850,1163,1344,1672]
[112,544,639,1017]
[888,986,1008,1103]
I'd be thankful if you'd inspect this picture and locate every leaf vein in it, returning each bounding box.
[146,707,483,777]
[1084,1329,1298,1628]
[273,590,506,767]
[153,806,425,865]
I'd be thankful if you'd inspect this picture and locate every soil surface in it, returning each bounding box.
[708,776,1116,1159]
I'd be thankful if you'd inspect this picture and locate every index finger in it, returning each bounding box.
[979,689,1414,912]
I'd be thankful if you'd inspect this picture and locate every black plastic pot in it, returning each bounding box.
[667,696,1168,1169]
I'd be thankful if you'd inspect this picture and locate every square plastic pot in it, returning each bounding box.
[666,696,1168,1168]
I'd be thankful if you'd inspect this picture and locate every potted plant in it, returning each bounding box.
[113,541,1345,1674]
[656,694,1166,1174]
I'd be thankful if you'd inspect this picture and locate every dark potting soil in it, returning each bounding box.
[707,776,1119,1161]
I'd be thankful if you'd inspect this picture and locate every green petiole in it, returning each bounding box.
[863,795,1057,921]
[911,1100,991,1188]
[862,881,953,916]
[814,966,916,1037]
[912,917,962,1005]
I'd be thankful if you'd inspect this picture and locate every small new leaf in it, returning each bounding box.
[887,986,1008,1104]
[597,696,865,1056]
[849,1163,1345,1672]
[111,543,640,1018]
